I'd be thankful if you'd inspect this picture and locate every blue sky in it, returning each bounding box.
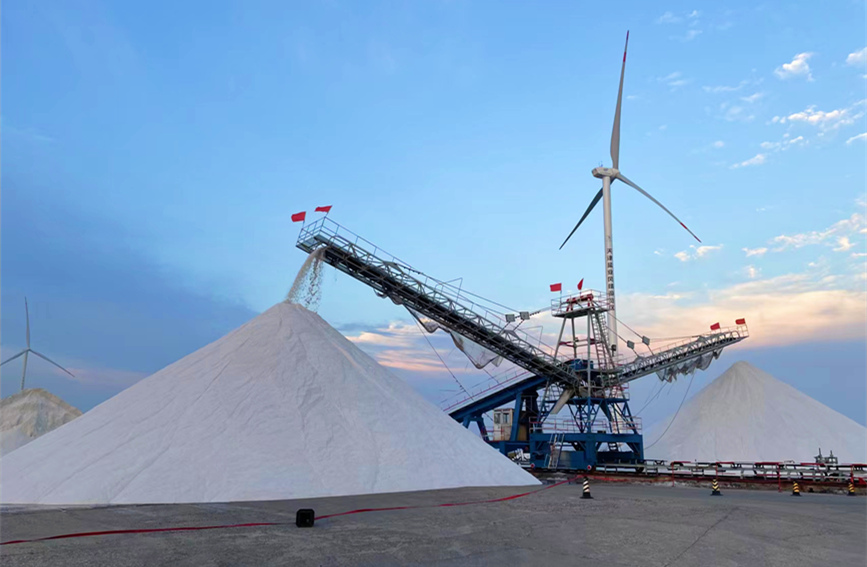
[3,1,866,429]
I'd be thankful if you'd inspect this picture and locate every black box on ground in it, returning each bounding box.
[296,509,315,528]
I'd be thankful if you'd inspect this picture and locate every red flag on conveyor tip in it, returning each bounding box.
[577,278,584,291]
[550,283,562,292]
[315,205,332,213]
[291,211,306,223]
[736,318,746,325]
[710,322,721,331]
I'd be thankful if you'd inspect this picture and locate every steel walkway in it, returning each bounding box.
[296,218,748,399]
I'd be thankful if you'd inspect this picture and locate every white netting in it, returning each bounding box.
[407,307,504,370]
[655,349,721,382]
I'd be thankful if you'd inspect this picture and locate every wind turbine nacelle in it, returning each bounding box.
[592,167,619,179]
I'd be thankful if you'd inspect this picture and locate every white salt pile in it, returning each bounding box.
[0,388,82,455]
[0,303,537,505]
[646,361,867,463]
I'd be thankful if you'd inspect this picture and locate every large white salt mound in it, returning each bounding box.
[0,303,537,504]
[1,388,82,455]
[646,361,867,463]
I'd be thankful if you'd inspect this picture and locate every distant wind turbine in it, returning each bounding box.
[0,298,75,391]
[559,31,700,351]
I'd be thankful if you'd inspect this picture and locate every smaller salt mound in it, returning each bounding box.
[1,389,82,455]
[646,361,867,463]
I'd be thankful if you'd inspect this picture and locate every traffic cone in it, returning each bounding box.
[711,478,721,496]
[582,476,593,499]
[792,481,801,496]
[848,480,856,496]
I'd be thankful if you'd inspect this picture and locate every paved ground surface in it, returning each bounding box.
[1,482,865,566]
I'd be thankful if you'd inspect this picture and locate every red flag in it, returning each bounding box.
[577,278,584,291]
[291,211,306,223]
[710,322,721,331]
[735,318,746,325]
[315,205,332,213]
[550,283,562,292]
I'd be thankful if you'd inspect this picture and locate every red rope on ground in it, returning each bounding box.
[1,476,579,546]
[316,475,577,520]
[0,522,285,546]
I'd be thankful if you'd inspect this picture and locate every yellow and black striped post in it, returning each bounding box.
[792,481,801,496]
[711,478,721,496]
[848,479,856,496]
[581,476,593,499]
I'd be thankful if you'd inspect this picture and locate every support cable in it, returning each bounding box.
[412,318,469,398]
[644,370,696,450]
[633,379,667,417]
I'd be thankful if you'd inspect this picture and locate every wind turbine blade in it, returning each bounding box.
[25,297,31,348]
[559,188,604,250]
[30,350,75,378]
[21,350,30,391]
[0,350,27,367]
[610,31,629,170]
[615,173,701,242]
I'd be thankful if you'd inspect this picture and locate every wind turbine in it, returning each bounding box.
[559,31,700,352]
[0,298,75,391]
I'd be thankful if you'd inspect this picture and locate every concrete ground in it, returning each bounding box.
[1,482,865,566]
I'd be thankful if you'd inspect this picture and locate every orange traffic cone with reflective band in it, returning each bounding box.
[792,481,801,496]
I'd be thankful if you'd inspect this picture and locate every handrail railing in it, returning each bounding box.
[297,218,748,399]
[298,219,589,389]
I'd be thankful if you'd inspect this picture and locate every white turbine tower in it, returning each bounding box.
[559,31,700,352]
[1,298,75,390]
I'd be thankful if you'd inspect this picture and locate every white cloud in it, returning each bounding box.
[730,153,766,168]
[774,52,814,81]
[674,244,723,261]
[658,71,691,90]
[771,211,866,252]
[3,124,55,144]
[773,103,864,131]
[656,11,682,24]
[657,10,700,25]
[745,265,761,279]
[619,271,867,349]
[676,29,702,42]
[696,245,722,257]
[719,102,756,122]
[741,92,764,103]
[743,247,768,257]
[846,47,867,66]
[833,237,855,252]
[717,100,755,123]
[345,321,477,374]
[713,140,725,148]
[759,135,805,152]
[703,80,749,93]
[846,132,867,144]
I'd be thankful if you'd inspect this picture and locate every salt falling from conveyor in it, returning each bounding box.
[645,361,867,463]
[0,302,537,505]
